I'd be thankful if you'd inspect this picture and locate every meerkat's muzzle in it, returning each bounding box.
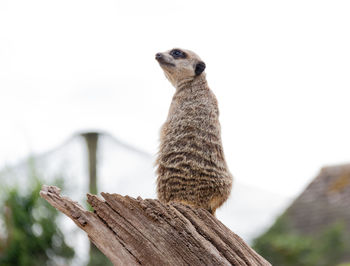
[155,53,162,60]
[155,53,175,67]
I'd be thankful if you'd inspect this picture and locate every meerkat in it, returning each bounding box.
[155,48,233,215]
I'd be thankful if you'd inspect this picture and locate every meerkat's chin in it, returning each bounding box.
[158,60,175,68]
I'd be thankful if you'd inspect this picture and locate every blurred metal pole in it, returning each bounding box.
[82,132,99,195]
[82,132,111,265]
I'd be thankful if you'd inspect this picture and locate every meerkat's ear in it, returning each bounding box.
[195,61,206,76]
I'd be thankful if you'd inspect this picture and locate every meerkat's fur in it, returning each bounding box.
[155,48,233,215]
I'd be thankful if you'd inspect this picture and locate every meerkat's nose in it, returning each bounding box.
[155,53,163,60]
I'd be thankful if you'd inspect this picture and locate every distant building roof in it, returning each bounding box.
[285,163,350,235]
[282,163,350,262]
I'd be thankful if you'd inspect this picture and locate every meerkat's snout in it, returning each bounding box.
[155,52,175,67]
[155,53,163,62]
[155,53,162,60]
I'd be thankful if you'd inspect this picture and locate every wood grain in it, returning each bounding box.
[40,185,271,266]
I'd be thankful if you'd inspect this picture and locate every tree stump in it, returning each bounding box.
[39,185,271,266]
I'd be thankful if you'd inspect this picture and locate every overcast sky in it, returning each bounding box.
[1,0,349,197]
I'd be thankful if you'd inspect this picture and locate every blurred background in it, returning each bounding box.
[0,0,349,265]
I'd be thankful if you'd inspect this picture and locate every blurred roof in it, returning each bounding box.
[285,163,350,235]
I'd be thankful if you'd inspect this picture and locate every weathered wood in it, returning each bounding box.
[40,185,271,266]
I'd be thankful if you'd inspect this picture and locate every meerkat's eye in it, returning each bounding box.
[170,49,186,59]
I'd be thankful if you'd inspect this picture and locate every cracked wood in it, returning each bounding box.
[40,185,271,266]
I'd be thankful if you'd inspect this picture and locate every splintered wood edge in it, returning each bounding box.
[40,185,88,225]
[39,185,137,265]
[172,203,271,266]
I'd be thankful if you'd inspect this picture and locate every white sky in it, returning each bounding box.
[0,0,349,197]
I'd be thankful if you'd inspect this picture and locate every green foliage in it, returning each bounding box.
[88,244,113,266]
[0,175,74,265]
[0,156,115,265]
[253,215,349,266]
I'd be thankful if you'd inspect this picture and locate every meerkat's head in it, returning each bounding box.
[155,48,206,88]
